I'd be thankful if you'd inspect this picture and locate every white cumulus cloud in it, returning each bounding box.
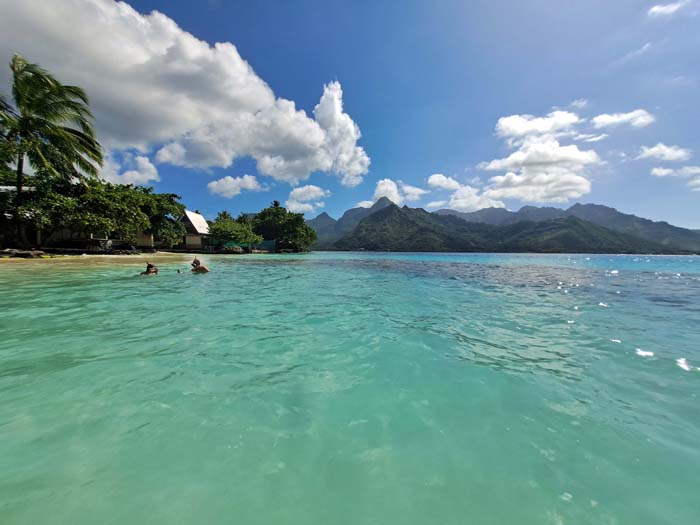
[372,179,403,205]
[285,185,330,213]
[426,174,504,211]
[651,166,700,177]
[207,174,263,198]
[637,143,692,161]
[481,140,600,172]
[289,185,330,202]
[592,109,655,129]
[399,182,429,202]
[495,111,580,145]
[358,178,431,207]
[483,169,592,203]
[650,165,700,191]
[648,1,692,17]
[101,154,160,185]
[448,185,505,212]
[479,109,603,203]
[427,173,463,191]
[574,133,609,143]
[0,0,369,188]
[651,167,676,177]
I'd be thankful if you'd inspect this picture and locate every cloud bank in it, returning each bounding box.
[479,111,600,203]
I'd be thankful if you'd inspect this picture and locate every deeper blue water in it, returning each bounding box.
[1,252,699,524]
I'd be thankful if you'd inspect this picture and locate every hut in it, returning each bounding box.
[181,210,209,250]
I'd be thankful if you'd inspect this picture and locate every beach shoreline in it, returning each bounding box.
[0,251,206,265]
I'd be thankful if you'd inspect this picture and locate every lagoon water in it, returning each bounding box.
[1,252,699,524]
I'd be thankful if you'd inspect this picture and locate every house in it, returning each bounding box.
[181,209,209,249]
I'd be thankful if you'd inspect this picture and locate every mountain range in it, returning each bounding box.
[306,199,700,254]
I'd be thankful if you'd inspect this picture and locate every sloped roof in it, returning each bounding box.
[184,210,209,234]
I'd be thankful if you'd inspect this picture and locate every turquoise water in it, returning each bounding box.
[1,252,699,524]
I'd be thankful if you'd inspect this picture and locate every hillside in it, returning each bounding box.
[435,206,566,225]
[306,197,393,246]
[566,203,700,252]
[435,203,700,252]
[332,204,680,253]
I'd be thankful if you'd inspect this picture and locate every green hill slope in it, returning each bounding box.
[333,204,681,253]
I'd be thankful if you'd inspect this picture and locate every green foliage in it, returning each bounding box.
[1,54,103,184]
[152,217,186,248]
[209,211,262,245]
[0,168,15,185]
[17,176,186,245]
[0,54,103,245]
[24,178,143,241]
[253,201,317,252]
[235,212,253,226]
[134,187,186,247]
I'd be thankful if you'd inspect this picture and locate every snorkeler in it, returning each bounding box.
[140,262,159,276]
[191,257,210,273]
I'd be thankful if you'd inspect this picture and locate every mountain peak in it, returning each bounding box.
[372,196,395,209]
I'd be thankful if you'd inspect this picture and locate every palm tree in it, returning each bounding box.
[0,54,103,242]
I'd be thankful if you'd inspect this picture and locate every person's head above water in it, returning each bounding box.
[191,258,200,268]
[141,262,158,275]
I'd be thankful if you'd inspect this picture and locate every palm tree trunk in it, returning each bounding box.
[14,152,28,247]
[16,152,24,196]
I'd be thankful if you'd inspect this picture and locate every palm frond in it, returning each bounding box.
[8,54,103,181]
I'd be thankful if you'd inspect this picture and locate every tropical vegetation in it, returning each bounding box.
[1,54,103,244]
[208,211,263,246]
[252,201,317,252]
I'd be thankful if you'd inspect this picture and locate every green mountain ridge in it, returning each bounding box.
[307,197,394,246]
[435,202,700,252]
[326,204,687,254]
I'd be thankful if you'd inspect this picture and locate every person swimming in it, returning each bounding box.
[191,257,210,273]
[140,262,159,276]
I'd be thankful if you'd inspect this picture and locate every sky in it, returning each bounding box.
[0,0,699,227]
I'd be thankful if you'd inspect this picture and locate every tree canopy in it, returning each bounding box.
[209,211,263,245]
[14,175,186,247]
[253,201,317,251]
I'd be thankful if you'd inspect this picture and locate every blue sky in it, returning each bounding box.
[1,0,699,226]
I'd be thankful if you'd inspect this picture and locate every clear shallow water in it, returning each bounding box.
[1,252,699,524]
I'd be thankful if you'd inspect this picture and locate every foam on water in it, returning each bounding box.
[676,358,692,371]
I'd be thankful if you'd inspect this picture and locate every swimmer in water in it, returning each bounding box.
[191,257,210,273]
[140,262,159,276]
